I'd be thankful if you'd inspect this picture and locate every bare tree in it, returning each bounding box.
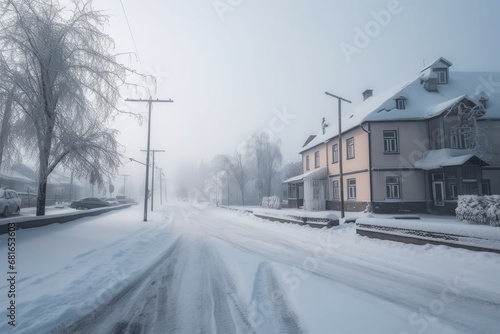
[249,132,283,198]
[283,161,302,181]
[0,0,133,215]
[217,151,247,204]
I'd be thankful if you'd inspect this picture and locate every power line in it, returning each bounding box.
[119,0,151,95]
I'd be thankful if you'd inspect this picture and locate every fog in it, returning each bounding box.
[99,0,500,198]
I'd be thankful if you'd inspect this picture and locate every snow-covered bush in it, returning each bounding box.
[456,195,500,226]
[261,196,281,209]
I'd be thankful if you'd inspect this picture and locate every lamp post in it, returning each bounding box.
[325,91,352,219]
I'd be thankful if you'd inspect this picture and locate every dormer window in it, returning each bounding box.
[436,69,448,84]
[395,96,406,110]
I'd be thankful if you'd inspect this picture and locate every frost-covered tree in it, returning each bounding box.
[282,161,302,181]
[249,132,282,198]
[453,101,491,162]
[216,151,247,204]
[0,0,133,215]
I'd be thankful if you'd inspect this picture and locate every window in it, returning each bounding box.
[348,178,356,199]
[462,181,479,195]
[386,176,400,199]
[436,70,447,84]
[462,166,477,180]
[332,144,338,163]
[449,184,458,199]
[332,180,339,199]
[346,137,355,159]
[482,180,491,195]
[395,99,406,110]
[432,173,444,181]
[306,155,310,171]
[314,151,320,168]
[383,130,398,153]
[451,127,473,149]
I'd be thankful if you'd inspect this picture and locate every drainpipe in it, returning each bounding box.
[325,139,330,210]
[363,122,374,212]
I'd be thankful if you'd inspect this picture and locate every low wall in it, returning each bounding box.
[0,204,132,234]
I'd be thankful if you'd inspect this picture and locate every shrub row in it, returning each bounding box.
[261,196,281,209]
[456,195,500,226]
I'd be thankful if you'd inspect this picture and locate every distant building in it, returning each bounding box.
[285,57,500,214]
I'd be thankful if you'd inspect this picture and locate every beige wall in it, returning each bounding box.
[329,171,370,202]
[301,143,327,172]
[326,126,370,176]
[370,121,428,168]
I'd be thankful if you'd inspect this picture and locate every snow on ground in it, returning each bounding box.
[0,205,83,225]
[0,203,499,333]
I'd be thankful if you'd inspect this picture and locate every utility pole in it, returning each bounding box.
[126,96,173,221]
[159,168,163,205]
[120,174,130,196]
[141,149,164,211]
[325,92,352,219]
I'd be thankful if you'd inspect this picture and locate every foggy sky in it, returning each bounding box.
[99,0,500,189]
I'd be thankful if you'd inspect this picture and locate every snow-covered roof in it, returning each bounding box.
[414,149,488,170]
[300,70,500,153]
[283,166,327,184]
[0,170,35,183]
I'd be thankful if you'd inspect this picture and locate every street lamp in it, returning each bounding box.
[325,91,352,219]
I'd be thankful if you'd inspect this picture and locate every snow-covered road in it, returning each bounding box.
[1,203,499,333]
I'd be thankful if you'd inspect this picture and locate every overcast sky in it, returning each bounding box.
[97,0,500,190]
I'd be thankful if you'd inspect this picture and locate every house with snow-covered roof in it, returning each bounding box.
[284,57,500,214]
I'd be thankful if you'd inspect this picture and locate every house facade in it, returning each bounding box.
[285,57,500,214]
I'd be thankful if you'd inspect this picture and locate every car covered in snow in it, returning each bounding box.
[104,198,120,206]
[70,197,111,210]
[0,188,21,216]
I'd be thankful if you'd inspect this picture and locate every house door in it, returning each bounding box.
[432,181,445,206]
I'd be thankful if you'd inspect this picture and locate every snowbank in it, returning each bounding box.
[356,217,500,251]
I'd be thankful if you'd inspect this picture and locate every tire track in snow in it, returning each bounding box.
[50,235,258,334]
[249,262,306,334]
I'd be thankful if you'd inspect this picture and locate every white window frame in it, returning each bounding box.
[437,70,447,84]
[348,178,356,199]
[314,151,320,168]
[396,99,405,110]
[451,127,472,149]
[306,155,310,171]
[346,137,355,159]
[332,144,338,163]
[332,180,339,200]
[386,176,400,199]
[383,130,398,153]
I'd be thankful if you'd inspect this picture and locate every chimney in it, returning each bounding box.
[362,89,373,101]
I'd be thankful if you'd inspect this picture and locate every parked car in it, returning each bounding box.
[104,198,120,206]
[70,197,111,210]
[0,188,21,216]
[115,195,128,204]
